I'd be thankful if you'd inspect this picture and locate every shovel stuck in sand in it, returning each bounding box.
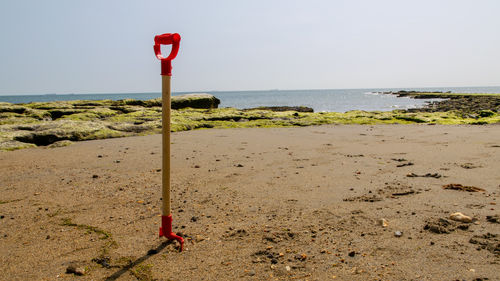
[153,33,184,251]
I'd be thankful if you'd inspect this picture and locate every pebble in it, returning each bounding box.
[379,218,389,227]
[195,235,205,242]
[247,270,255,276]
[66,265,85,276]
[394,231,403,237]
[348,251,356,257]
[285,265,291,271]
[450,212,472,223]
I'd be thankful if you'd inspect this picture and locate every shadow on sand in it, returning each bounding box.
[104,240,176,281]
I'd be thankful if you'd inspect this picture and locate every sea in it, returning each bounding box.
[1,86,499,113]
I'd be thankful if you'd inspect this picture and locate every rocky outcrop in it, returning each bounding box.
[108,94,221,109]
[0,96,221,150]
[171,94,220,109]
[383,91,500,115]
[12,120,127,146]
[1,95,499,151]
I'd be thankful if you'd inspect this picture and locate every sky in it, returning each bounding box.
[0,0,499,95]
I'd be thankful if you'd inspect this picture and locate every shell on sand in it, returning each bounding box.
[450,212,473,223]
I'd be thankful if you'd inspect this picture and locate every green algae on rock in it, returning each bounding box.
[171,93,221,109]
[384,91,500,115]
[0,95,499,151]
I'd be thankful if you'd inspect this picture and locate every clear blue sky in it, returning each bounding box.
[1,0,499,95]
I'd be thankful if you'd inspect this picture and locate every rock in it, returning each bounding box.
[285,265,291,271]
[394,231,403,237]
[478,110,495,117]
[450,212,473,223]
[247,270,256,276]
[114,99,146,106]
[348,251,356,257]
[107,122,156,133]
[12,120,125,146]
[171,94,220,109]
[379,219,389,227]
[66,265,86,276]
[0,140,36,151]
[47,140,73,148]
[0,105,27,114]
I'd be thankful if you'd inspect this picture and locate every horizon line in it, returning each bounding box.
[1,85,500,96]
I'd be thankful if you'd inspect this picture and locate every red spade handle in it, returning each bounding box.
[154,33,181,76]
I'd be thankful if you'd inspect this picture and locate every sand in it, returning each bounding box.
[1,124,499,280]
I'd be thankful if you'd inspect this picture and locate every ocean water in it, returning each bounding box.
[1,86,499,112]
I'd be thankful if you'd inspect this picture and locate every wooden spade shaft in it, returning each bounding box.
[162,75,171,216]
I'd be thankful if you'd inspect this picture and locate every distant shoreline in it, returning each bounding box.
[2,86,500,112]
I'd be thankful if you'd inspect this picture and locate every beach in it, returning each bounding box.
[1,124,499,280]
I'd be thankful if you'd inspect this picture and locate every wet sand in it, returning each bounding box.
[1,124,499,280]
